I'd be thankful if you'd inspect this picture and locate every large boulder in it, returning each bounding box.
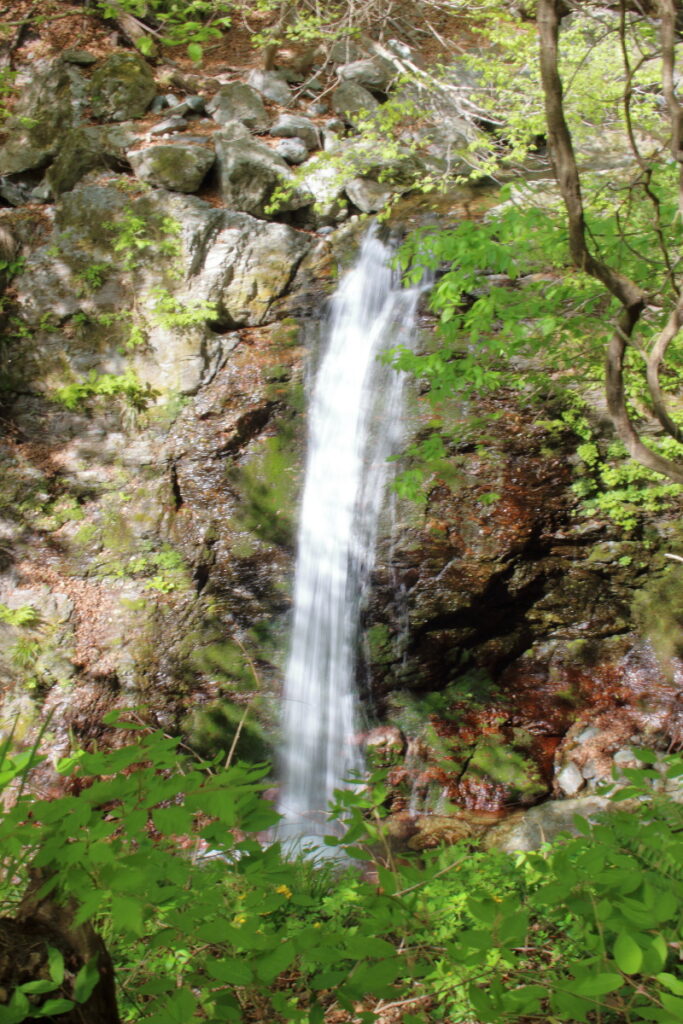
[46,125,137,196]
[128,142,215,193]
[345,177,395,213]
[206,83,269,130]
[213,133,311,218]
[295,162,348,225]
[269,114,320,151]
[0,60,87,175]
[484,796,612,852]
[331,80,379,120]
[11,182,312,400]
[89,53,156,121]
[338,56,396,93]
[247,69,292,106]
[190,211,312,325]
[276,139,309,165]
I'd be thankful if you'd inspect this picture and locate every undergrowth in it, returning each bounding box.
[1,716,682,1023]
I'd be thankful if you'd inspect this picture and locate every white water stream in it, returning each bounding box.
[277,228,422,848]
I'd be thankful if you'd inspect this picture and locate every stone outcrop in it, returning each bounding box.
[206,82,269,130]
[127,142,216,192]
[213,134,311,218]
[89,53,157,121]
[0,60,87,175]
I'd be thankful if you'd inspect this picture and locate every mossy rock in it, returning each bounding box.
[128,144,215,194]
[365,623,396,666]
[633,558,683,664]
[90,53,156,122]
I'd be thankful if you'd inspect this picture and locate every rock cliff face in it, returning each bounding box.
[0,8,680,840]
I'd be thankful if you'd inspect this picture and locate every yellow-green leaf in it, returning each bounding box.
[614,931,643,975]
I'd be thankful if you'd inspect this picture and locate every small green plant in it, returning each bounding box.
[0,715,682,1023]
[0,604,39,628]
[53,369,158,413]
[103,210,181,273]
[149,288,217,330]
[74,263,109,293]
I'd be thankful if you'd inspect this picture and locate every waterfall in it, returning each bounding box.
[277,227,422,849]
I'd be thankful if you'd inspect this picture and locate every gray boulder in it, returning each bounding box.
[191,211,311,325]
[149,115,188,136]
[338,56,395,92]
[331,80,379,121]
[11,182,312,397]
[62,49,98,66]
[46,124,137,196]
[128,143,215,193]
[296,162,348,226]
[344,176,395,213]
[270,114,320,151]
[484,796,612,852]
[329,38,364,63]
[275,138,309,165]
[247,69,292,107]
[213,133,311,218]
[0,61,87,175]
[207,83,269,131]
[90,53,156,122]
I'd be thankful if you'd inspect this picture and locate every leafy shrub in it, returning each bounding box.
[1,718,682,1023]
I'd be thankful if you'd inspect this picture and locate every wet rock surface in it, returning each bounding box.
[362,393,683,832]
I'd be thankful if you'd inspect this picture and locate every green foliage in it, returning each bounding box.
[0,604,39,628]
[1,716,682,1023]
[53,369,158,412]
[103,210,181,273]
[74,262,109,294]
[149,288,217,330]
[393,171,683,516]
[95,0,233,60]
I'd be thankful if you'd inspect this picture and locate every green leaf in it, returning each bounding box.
[0,1001,28,1024]
[72,957,101,1004]
[661,993,683,1017]
[206,957,254,986]
[614,931,643,975]
[138,978,177,996]
[36,999,76,1016]
[310,969,349,991]
[458,929,495,950]
[111,895,145,937]
[147,988,197,1024]
[254,940,296,983]
[657,973,683,996]
[187,42,202,64]
[346,958,402,998]
[18,979,59,995]
[647,934,669,973]
[152,805,193,835]
[46,946,65,986]
[575,972,624,996]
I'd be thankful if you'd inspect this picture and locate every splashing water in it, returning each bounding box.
[277,228,423,848]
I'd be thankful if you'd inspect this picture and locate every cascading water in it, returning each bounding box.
[277,227,423,848]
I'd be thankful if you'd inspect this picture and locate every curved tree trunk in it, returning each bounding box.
[0,873,120,1024]
[537,0,683,484]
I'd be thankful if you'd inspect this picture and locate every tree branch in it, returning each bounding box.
[537,0,683,482]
